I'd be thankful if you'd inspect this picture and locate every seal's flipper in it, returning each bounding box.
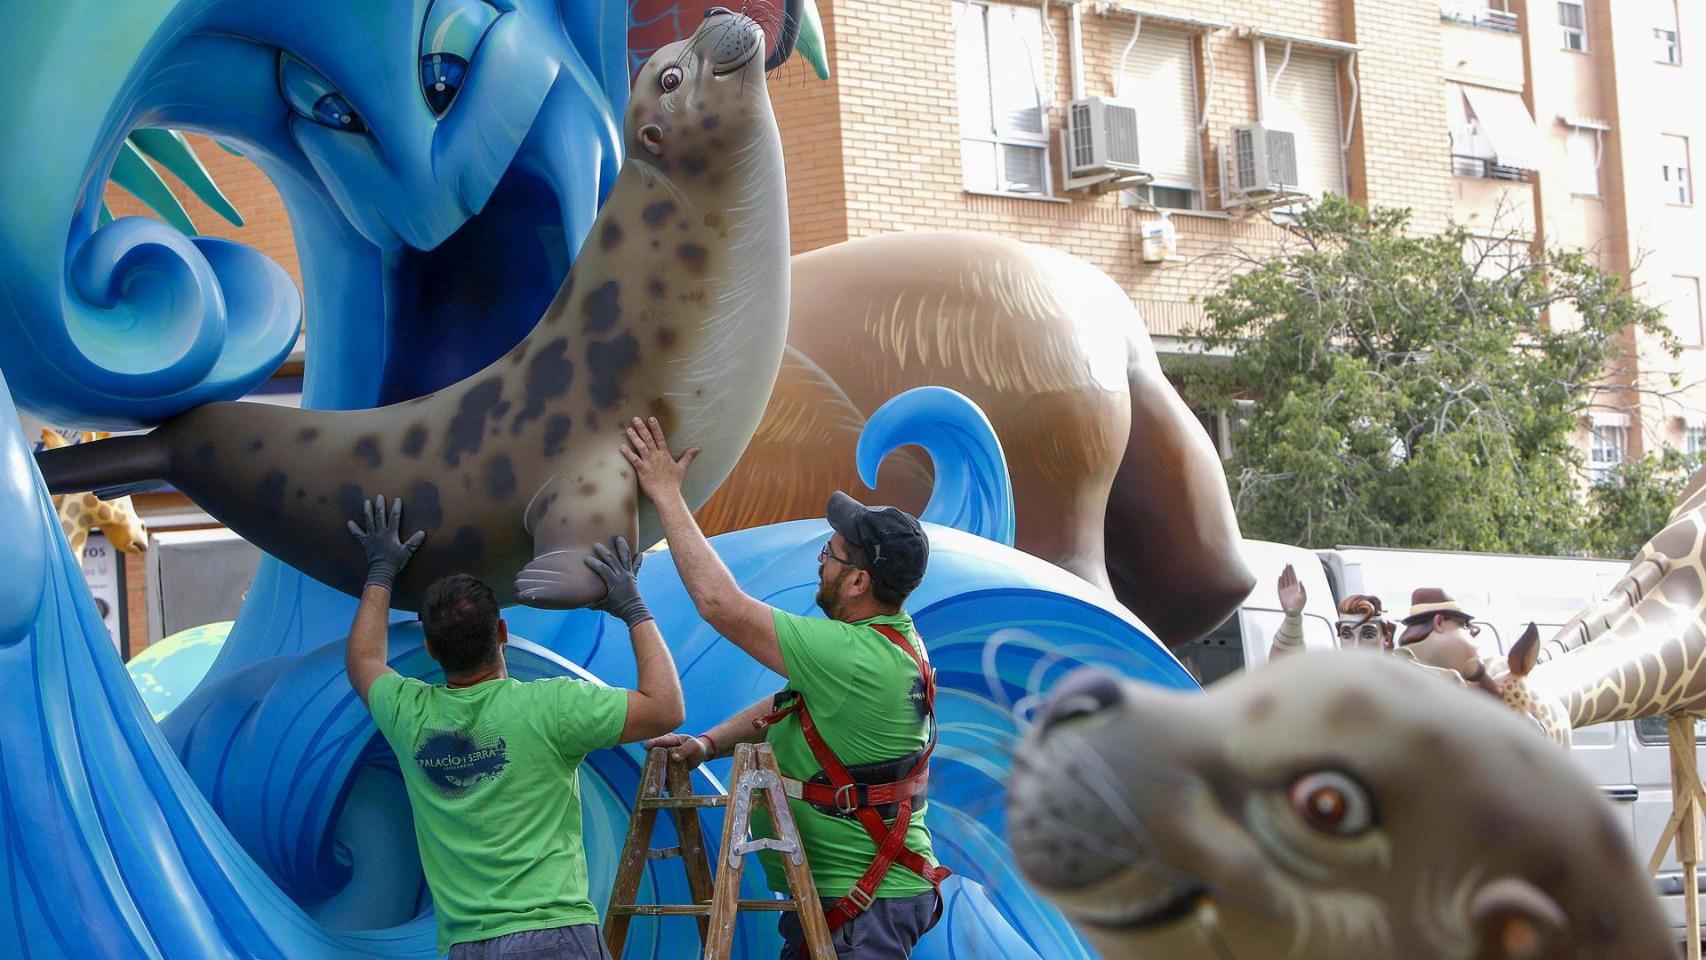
[514,473,639,609]
[36,433,172,495]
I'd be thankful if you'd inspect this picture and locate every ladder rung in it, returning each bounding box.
[610,900,801,917]
[739,899,801,912]
[610,904,712,917]
[638,796,728,809]
[645,846,682,860]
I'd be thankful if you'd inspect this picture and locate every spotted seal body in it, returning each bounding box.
[35,11,789,611]
[1008,654,1672,960]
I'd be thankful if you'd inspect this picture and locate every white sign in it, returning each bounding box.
[81,532,125,653]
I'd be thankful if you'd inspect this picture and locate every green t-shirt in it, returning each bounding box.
[367,672,628,953]
[757,608,938,899]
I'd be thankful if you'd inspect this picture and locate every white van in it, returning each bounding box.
[1176,541,1699,940]
[1170,539,1338,685]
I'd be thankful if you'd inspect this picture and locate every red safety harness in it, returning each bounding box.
[755,624,951,938]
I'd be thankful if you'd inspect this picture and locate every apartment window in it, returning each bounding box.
[1445,82,1543,180]
[956,1,1051,197]
[1669,275,1704,346]
[1567,127,1600,196]
[1657,1,1681,64]
[1662,134,1693,204]
[1126,184,1197,210]
[1588,420,1627,482]
[1687,424,1706,456]
[1263,44,1346,197]
[1559,1,1587,51]
[1113,25,1200,209]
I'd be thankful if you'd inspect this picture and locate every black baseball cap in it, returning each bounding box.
[825,491,929,595]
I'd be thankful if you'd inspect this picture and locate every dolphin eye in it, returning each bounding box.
[659,66,685,93]
[278,54,368,133]
[420,0,502,117]
[1289,771,1374,836]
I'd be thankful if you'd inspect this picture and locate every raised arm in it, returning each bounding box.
[584,537,686,742]
[621,416,785,676]
[345,495,426,705]
[1270,563,1308,659]
[645,695,776,768]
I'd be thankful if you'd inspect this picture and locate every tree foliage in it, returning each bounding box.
[1172,196,1680,557]
[1584,450,1702,558]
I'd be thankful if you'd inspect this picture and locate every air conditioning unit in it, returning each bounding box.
[1227,123,1300,198]
[1065,97,1141,178]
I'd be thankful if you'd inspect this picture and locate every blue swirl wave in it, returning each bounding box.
[857,386,1017,546]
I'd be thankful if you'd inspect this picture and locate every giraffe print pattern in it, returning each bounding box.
[1483,464,1706,745]
[40,430,149,557]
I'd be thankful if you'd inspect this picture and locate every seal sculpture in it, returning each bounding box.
[34,9,790,611]
[694,233,1255,647]
[1007,654,1673,960]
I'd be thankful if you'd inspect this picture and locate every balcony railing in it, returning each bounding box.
[1440,1,1519,33]
[1451,155,1529,182]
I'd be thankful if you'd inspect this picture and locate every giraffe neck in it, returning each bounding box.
[1525,541,1706,728]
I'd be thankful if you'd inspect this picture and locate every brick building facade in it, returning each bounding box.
[760,0,1703,463]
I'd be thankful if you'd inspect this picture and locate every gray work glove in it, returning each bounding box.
[347,494,426,591]
[584,537,652,628]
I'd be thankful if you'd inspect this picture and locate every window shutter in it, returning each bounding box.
[1568,128,1599,195]
[987,5,1047,137]
[955,3,994,136]
[1114,26,1199,190]
[1264,45,1345,197]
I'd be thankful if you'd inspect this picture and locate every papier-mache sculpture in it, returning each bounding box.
[1479,462,1706,747]
[35,8,791,611]
[1008,654,1674,960]
[39,429,151,556]
[697,232,1255,646]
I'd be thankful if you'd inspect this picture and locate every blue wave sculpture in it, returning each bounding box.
[0,372,1197,958]
[0,0,1194,953]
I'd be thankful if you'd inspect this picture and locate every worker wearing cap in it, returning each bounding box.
[617,416,945,959]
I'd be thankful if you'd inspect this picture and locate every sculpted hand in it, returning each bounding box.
[584,537,653,628]
[645,732,711,768]
[347,495,426,591]
[620,416,700,504]
[1277,564,1306,617]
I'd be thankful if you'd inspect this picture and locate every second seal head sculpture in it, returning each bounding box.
[1008,654,1672,960]
[34,9,791,611]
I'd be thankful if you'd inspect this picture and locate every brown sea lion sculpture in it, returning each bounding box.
[1479,462,1706,746]
[695,232,1254,646]
[33,11,789,611]
[1007,654,1673,959]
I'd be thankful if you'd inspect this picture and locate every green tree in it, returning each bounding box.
[1584,450,1703,557]
[1171,196,1679,557]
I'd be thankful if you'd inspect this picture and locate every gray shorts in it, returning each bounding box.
[777,892,938,960]
[448,923,611,960]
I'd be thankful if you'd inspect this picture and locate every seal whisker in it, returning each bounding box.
[1054,740,1281,920]
[1074,735,1216,790]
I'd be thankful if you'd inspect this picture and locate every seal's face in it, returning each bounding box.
[627,11,769,172]
[1007,654,1670,960]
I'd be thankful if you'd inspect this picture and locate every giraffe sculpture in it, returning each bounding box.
[1483,463,1706,747]
[39,430,149,557]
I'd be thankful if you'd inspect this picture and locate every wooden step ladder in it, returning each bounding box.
[605,743,836,959]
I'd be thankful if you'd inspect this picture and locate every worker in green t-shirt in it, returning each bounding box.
[343,494,685,959]
[618,416,944,960]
